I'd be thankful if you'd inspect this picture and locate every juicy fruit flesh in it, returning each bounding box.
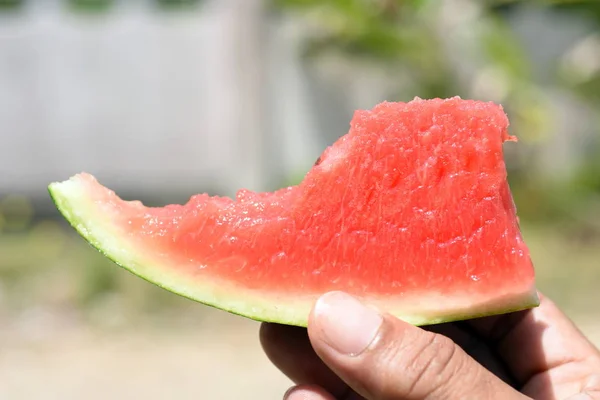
[49,97,538,326]
[116,98,532,295]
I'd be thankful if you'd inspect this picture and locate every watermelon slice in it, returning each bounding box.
[49,97,538,327]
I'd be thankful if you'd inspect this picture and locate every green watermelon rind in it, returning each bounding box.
[48,175,540,328]
[47,177,308,326]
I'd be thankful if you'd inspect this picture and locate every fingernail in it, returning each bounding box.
[283,386,300,400]
[284,386,330,400]
[283,387,294,400]
[313,291,383,356]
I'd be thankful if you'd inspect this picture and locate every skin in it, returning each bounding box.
[260,292,600,400]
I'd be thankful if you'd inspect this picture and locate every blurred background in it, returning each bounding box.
[1,0,600,398]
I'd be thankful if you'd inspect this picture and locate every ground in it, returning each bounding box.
[1,221,599,399]
[0,309,291,400]
[1,308,599,399]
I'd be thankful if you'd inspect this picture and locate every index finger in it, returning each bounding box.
[259,322,352,398]
[467,292,600,387]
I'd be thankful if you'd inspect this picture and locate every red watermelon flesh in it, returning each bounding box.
[48,97,538,327]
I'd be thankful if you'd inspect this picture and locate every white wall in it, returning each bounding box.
[0,0,596,203]
[0,0,324,201]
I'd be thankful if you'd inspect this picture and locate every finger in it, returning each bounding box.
[259,323,351,398]
[307,291,528,400]
[566,374,600,400]
[425,323,516,386]
[467,293,600,395]
[567,393,600,400]
[284,384,337,400]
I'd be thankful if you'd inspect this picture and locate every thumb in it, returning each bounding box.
[307,292,528,400]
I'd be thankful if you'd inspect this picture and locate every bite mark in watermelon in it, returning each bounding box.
[49,97,538,327]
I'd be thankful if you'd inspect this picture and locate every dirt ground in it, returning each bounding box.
[0,310,291,400]
[1,308,599,400]
[2,221,599,399]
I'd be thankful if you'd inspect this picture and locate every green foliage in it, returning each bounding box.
[153,0,204,11]
[271,0,453,99]
[273,0,600,225]
[0,0,22,11]
[271,0,552,138]
[68,0,115,13]
[273,0,426,59]
[58,0,205,13]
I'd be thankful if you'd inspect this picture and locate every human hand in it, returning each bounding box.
[260,291,600,399]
